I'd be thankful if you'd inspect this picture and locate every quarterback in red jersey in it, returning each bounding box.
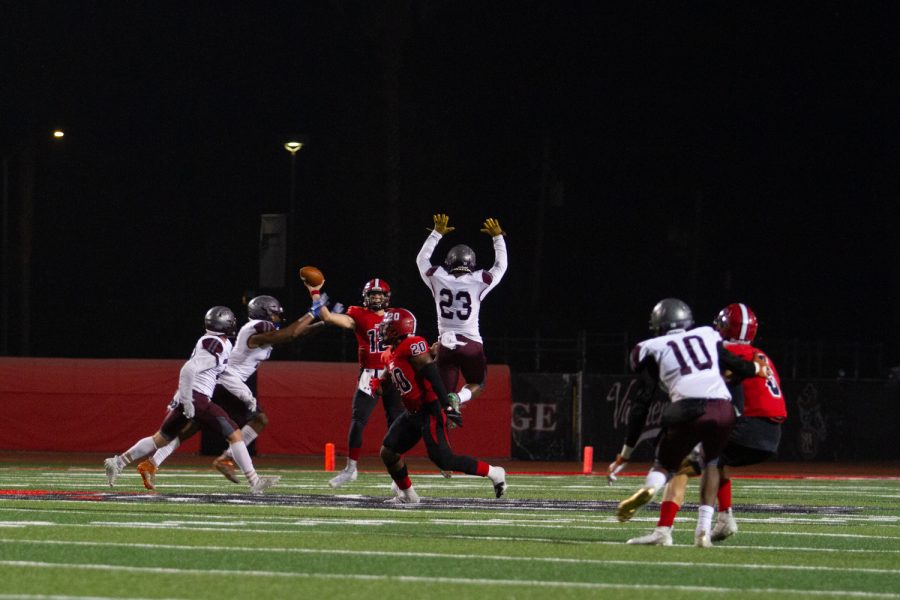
[308,278,405,488]
[375,308,507,503]
[622,302,787,546]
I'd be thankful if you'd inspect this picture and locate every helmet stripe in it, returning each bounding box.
[738,303,749,341]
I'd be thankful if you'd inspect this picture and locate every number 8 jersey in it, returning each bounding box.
[630,326,732,402]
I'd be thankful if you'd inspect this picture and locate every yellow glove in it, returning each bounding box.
[432,213,455,235]
[480,217,505,237]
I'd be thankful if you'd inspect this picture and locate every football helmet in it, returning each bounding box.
[246,295,284,322]
[444,244,476,274]
[204,306,237,337]
[714,302,758,343]
[362,279,391,310]
[648,298,694,335]
[379,308,417,344]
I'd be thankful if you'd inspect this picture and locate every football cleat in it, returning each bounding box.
[385,485,420,504]
[212,456,240,484]
[249,475,280,495]
[711,511,738,541]
[694,531,713,548]
[616,487,656,522]
[103,457,122,487]
[627,526,673,546]
[137,460,157,491]
[329,465,358,488]
[489,466,508,498]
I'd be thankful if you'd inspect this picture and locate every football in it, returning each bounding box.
[299,265,324,286]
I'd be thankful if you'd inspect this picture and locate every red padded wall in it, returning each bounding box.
[0,358,512,458]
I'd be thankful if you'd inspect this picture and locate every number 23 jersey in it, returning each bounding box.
[630,326,732,402]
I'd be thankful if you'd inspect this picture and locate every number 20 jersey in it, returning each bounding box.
[631,325,732,403]
[384,335,435,412]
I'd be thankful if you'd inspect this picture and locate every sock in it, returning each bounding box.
[717,479,732,511]
[696,504,714,535]
[121,437,158,467]
[391,464,411,490]
[223,425,258,459]
[229,440,259,486]
[657,500,680,527]
[346,458,358,471]
[644,469,668,494]
[151,438,180,468]
[457,387,473,404]
[349,447,361,461]
[475,461,490,477]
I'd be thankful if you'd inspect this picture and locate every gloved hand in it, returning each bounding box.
[182,398,195,419]
[432,213,455,235]
[480,217,505,237]
[332,302,345,315]
[447,392,461,413]
[444,406,463,429]
[754,354,772,378]
[308,293,330,319]
[607,454,627,485]
[245,395,258,413]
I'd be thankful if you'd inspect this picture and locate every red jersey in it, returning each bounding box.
[346,306,389,369]
[383,335,437,412]
[725,342,787,421]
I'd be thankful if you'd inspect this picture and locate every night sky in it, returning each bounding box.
[3,2,899,366]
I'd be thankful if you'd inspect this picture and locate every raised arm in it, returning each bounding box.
[304,281,355,330]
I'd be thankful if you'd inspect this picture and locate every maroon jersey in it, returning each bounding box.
[346,305,389,369]
[384,335,436,412]
[725,342,787,421]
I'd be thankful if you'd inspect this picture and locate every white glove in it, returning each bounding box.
[439,332,467,350]
[607,455,627,485]
[245,395,258,413]
[182,398,195,419]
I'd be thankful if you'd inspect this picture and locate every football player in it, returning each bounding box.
[622,303,786,545]
[375,308,507,503]
[307,278,405,488]
[415,214,508,407]
[608,298,771,547]
[104,306,279,495]
[135,295,329,489]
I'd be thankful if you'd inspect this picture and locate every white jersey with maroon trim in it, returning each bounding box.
[631,325,731,403]
[225,319,277,383]
[416,231,507,343]
[179,334,232,399]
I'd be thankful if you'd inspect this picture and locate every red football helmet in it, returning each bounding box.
[379,308,417,344]
[362,278,391,310]
[714,303,758,343]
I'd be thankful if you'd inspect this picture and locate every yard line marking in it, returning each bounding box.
[2,537,899,575]
[1,560,897,598]
[0,594,185,600]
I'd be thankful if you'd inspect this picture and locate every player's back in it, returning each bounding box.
[634,326,731,402]
[424,268,494,341]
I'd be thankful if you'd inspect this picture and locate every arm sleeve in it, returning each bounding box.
[623,359,659,448]
[482,235,508,295]
[178,351,218,401]
[718,343,758,380]
[416,231,442,282]
[420,361,451,408]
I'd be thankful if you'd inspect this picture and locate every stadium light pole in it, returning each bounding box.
[283,137,305,316]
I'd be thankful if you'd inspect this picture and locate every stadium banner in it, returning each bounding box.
[0,358,512,458]
[510,373,578,460]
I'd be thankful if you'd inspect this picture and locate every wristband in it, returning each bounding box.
[310,290,321,296]
[620,444,634,460]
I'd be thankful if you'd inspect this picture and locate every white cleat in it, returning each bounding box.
[329,465,358,488]
[249,475,280,495]
[384,485,420,505]
[694,531,713,548]
[103,457,122,487]
[711,511,738,541]
[489,466,507,498]
[627,526,673,546]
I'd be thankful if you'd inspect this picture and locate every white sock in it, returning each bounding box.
[457,387,473,404]
[223,426,258,459]
[696,505,714,535]
[229,440,259,486]
[487,465,505,484]
[152,438,180,467]
[121,437,158,467]
[644,469,668,494]
[347,458,358,471]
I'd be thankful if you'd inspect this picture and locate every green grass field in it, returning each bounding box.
[0,458,898,599]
